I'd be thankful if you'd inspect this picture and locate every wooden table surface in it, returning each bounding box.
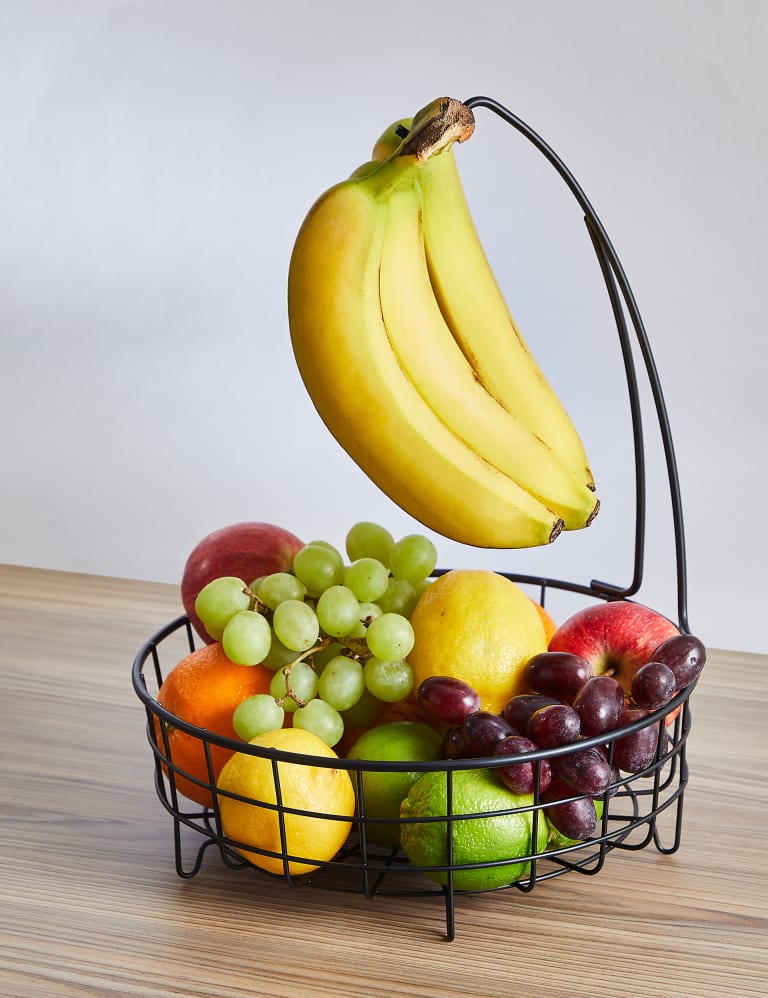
[1,563,766,997]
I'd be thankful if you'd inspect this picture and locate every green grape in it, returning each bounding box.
[376,576,418,617]
[316,585,360,638]
[364,657,414,703]
[262,631,301,672]
[269,660,319,712]
[256,572,306,610]
[194,576,252,640]
[348,601,383,639]
[343,557,389,602]
[306,539,344,558]
[389,534,438,584]
[310,641,344,675]
[365,612,415,660]
[221,609,272,666]
[340,687,381,729]
[292,543,344,596]
[272,599,320,652]
[232,694,285,740]
[318,655,365,711]
[293,698,345,747]
[345,521,396,566]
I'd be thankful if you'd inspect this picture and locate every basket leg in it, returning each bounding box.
[442,883,456,942]
[172,814,216,878]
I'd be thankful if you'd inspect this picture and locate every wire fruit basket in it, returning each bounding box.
[132,96,696,941]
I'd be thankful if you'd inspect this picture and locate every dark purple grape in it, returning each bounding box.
[649,634,706,689]
[552,746,614,796]
[417,676,481,726]
[527,703,581,748]
[542,777,598,840]
[441,726,469,759]
[493,735,552,795]
[593,745,622,797]
[524,651,593,703]
[462,711,517,757]
[631,661,677,710]
[503,693,559,731]
[611,708,663,773]
[572,675,625,736]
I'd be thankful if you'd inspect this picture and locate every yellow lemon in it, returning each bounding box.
[408,569,547,714]
[216,727,355,876]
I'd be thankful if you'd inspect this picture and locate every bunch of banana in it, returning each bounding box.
[287,97,598,548]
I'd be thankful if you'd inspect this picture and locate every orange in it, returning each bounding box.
[154,642,274,807]
[530,597,558,644]
[217,727,355,876]
[407,569,547,714]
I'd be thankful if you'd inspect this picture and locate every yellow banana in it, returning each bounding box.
[372,110,596,493]
[378,181,598,530]
[288,147,565,547]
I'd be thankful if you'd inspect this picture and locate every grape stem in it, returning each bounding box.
[274,633,371,708]
[243,585,269,616]
[274,641,327,708]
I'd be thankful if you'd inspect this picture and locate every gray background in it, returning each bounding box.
[1,1,764,653]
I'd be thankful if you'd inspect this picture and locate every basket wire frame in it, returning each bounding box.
[132,96,694,941]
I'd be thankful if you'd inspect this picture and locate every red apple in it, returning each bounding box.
[181,522,304,642]
[547,600,679,697]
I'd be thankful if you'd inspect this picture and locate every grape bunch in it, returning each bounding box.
[192,521,438,749]
[417,632,706,842]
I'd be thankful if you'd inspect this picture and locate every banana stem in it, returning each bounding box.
[399,97,475,162]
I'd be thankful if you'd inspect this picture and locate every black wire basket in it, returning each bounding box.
[132,96,696,942]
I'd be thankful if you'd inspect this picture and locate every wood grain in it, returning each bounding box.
[1,564,766,997]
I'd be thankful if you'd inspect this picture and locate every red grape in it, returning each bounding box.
[527,703,581,748]
[649,634,706,689]
[572,675,625,736]
[417,676,481,726]
[524,651,593,703]
[542,777,598,840]
[494,735,552,795]
[552,746,614,796]
[611,708,663,773]
[442,726,469,760]
[593,745,622,797]
[502,693,559,731]
[631,661,676,710]
[462,711,517,757]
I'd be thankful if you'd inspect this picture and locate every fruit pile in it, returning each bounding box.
[150,518,706,887]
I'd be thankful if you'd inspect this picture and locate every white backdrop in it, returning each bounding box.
[1,1,765,653]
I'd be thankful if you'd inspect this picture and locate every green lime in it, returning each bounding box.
[346,721,443,850]
[400,768,549,891]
